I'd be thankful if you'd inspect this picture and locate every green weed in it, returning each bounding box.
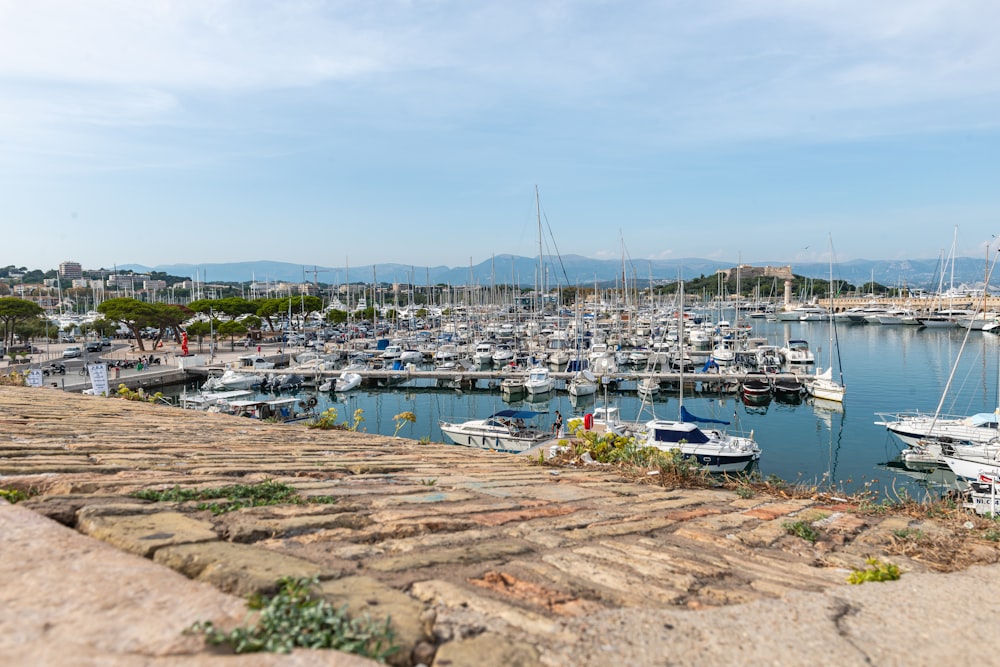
[783,520,820,543]
[131,480,337,515]
[848,558,901,584]
[191,576,398,660]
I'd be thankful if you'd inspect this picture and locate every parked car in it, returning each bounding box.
[63,346,82,358]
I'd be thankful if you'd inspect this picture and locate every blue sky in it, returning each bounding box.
[2,0,999,273]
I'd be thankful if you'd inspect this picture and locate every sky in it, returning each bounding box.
[2,0,1000,273]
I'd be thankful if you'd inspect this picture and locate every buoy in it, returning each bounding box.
[584,413,594,430]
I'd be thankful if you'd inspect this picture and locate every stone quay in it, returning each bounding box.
[3,384,1000,666]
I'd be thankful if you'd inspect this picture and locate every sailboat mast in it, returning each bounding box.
[535,185,545,313]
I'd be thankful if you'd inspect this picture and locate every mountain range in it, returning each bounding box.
[121,255,990,291]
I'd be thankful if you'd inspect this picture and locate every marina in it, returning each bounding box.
[113,313,998,500]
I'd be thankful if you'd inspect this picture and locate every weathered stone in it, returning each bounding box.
[154,541,324,596]
[219,510,372,543]
[410,580,566,639]
[432,633,541,667]
[317,576,427,667]
[369,539,534,572]
[77,508,219,557]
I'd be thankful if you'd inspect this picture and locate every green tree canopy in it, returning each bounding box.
[0,297,44,349]
[96,297,159,351]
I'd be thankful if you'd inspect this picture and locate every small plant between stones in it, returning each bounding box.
[0,487,32,503]
[847,557,901,584]
[783,519,820,543]
[190,576,398,660]
[130,480,336,515]
[308,407,366,431]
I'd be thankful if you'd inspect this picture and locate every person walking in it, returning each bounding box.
[552,411,563,436]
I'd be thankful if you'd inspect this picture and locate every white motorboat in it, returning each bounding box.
[223,397,315,423]
[874,411,1000,451]
[333,371,363,392]
[236,354,275,370]
[636,377,660,399]
[398,348,424,364]
[524,366,554,395]
[780,340,815,364]
[180,389,253,411]
[500,375,526,399]
[473,342,496,366]
[491,344,515,366]
[202,369,262,391]
[644,408,760,474]
[439,409,551,453]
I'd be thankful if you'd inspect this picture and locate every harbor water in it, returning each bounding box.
[166,317,1000,499]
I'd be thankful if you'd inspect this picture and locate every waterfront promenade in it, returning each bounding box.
[3,384,1000,666]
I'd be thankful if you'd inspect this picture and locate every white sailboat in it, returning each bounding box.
[807,235,846,403]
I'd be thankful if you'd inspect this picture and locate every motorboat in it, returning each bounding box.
[780,340,815,364]
[202,369,262,391]
[223,397,315,423]
[320,370,362,392]
[874,411,1000,450]
[740,372,772,399]
[500,375,526,399]
[772,375,805,399]
[491,344,516,366]
[643,407,760,474]
[180,389,253,411]
[636,377,660,399]
[524,366,554,395]
[398,348,424,364]
[473,341,496,366]
[439,409,551,453]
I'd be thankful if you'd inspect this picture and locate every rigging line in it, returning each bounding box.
[932,245,1000,423]
[537,203,572,290]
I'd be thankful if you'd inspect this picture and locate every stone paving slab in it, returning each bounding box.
[5,385,1000,666]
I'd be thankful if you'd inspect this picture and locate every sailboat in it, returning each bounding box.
[806,235,846,403]
[642,278,762,473]
[877,242,1000,468]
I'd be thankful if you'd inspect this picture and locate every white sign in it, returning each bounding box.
[26,369,43,387]
[88,363,110,396]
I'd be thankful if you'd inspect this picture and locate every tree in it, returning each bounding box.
[325,309,348,325]
[147,303,192,349]
[0,297,43,349]
[97,297,159,351]
[184,320,212,353]
[217,320,248,350]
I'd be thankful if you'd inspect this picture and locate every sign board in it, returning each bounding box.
[88,363,110,396]
[26,369,43,387]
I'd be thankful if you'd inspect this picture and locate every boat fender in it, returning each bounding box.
[584,413,594,430]
[306,396,318,408]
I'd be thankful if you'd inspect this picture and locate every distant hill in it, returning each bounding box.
[119,255,986,291]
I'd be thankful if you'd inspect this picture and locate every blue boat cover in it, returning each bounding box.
[681,405,730,425]
[701,358,719,372]
[491,409,547,419]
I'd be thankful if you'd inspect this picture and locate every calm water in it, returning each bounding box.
[165,318,1000,499]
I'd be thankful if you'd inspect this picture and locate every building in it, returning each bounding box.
[144,279,167,291]
[717,264,794,282]
[58,261,83,280]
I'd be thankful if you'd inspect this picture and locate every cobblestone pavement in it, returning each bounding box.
[2,385,1000,666]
